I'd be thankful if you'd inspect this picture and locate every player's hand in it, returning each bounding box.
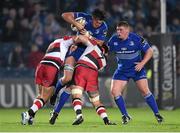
[74,22,85,32]
[70,45,78,52]
[134,62,144,72]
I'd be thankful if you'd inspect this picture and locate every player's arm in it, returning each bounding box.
[93,38,104,46]
[74,35,93,47]
[80,31,104,46]
[135,47,153,72]
[61,12,85,31]
[88,28,107,46]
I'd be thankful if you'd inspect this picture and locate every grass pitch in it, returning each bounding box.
[0,107,180,132]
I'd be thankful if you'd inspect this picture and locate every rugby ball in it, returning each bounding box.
[71,17,86,31]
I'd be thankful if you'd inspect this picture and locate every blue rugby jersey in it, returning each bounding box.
[69,12,108,61]
[107,32,151,72]
[74,12,108,41]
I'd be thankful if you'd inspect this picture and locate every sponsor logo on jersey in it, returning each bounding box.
[121,47,127,51]
[95,29,100,34]
[114,42,118,46]
[129,41,135,46]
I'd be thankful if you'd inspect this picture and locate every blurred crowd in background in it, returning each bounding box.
[0,0,179,75]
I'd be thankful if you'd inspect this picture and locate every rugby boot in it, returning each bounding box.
[72,115,84,125]
[49,111,58,125]
[155,114,164,123]
[122,115,132,124]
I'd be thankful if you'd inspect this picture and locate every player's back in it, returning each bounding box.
[77,44,107,71]
[41,36,74,69]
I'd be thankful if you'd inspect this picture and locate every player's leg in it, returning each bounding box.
[21,64,58,125]
[111,79,131,124]
[135,78,164,123]
[49,87,71,125]
[71,86,84,125]
[50,56,75,105]
[88,91,116,125]
[21,85,46,125]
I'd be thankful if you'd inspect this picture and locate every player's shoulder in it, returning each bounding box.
[54,38,63,42]
[110,34,118,40]
[101,21,108,30]
[129,32,145,42]
[129,32,149,46]
[75,12,91,19]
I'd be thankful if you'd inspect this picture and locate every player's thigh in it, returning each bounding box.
[111,80,128,97]
[62,67,74,84]
[74,66,87,89]
[65,56,76,66]
[35,64,58,87]
[135,78,150,96]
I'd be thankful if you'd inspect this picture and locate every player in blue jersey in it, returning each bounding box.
[49,9,108,124]
[107,21,164,124]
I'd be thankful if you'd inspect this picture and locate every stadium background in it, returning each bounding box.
[0,0,179,110]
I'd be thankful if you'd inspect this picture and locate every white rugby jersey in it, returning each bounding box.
[78,42,107,71]
[40,36,74,69]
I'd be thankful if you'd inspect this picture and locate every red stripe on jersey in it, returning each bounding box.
[53,42,60,48]
[63,36,72,40]
[90,51,103,69]
[97,108,106,115]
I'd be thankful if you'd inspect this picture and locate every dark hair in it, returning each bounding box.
[92,9,105,20]
[101,44,109,54]
[117,21,130,27]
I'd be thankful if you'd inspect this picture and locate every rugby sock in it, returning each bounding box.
[145,93,159,114]
[29,98,45,117]
[96,106,108,119]
[54,90,70,113]
[114,96,128,116]
[72,98,83,118]
[54,79,64,95]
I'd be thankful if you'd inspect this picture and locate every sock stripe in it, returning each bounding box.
[34,99,43,109]
[97,108,106,115]
[72,98,82,105]
[96,105,105,111]
[97,107,106,114]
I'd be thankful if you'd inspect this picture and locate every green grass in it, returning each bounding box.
[0,107,180,132]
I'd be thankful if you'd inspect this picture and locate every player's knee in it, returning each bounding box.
[62,75,72,84]
[72,88,83,96]
[111,88,122,97]
[142,89,151,97]
[89,95,100,104]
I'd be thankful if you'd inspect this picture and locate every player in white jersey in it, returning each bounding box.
[21,35,86,125]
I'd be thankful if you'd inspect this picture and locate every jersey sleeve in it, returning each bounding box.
[74,12,88,19]
[95,28,108,41]
[107,36,115,52]
[62,38,74,48]
[136,34,151,52]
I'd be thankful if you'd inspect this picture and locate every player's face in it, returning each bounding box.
[92,17,103,28]
[116,26,130,40]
